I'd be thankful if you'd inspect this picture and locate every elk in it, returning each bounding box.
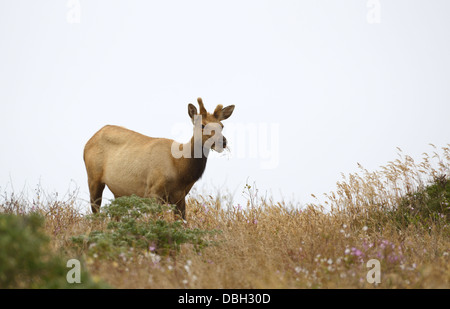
[83,98,235,219]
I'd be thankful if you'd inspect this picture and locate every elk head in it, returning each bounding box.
[188,97,235,154]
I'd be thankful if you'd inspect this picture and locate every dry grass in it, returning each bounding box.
[1,145,449,288]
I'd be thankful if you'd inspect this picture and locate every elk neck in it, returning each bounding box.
[178,136,209,184]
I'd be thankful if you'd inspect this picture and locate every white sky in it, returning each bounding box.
[1,1,449,210]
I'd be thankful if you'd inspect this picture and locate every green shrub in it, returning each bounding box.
[0,213,107,288]
[72,195,218,258]
[392,175,449,228]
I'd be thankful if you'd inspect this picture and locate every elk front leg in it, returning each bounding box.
[175,198,186,220]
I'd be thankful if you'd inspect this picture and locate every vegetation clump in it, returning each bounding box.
[0,213,106,288]
[72,195,218,259]
[394,174,449,228]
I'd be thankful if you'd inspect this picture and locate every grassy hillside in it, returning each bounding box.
[1,145,449,288]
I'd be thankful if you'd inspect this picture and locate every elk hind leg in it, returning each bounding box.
[89,180,105,213]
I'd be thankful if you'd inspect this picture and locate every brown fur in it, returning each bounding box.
[83,98,235,219]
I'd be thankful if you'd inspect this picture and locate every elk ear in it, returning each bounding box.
[218,105,235,120]
[213,104,223,119]
[188,104,198,122]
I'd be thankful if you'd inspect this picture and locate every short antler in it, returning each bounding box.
[197,97,207,116]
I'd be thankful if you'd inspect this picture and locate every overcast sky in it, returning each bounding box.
[1,1,449,211]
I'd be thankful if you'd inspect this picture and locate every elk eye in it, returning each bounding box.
[201,124,205,129]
